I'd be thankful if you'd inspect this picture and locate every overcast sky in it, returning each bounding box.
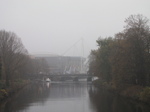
[0,0,150,57]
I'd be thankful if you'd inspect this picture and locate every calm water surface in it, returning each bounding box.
[0,82,150,112]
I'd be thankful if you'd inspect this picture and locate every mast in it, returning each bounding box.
[80,38,84,73]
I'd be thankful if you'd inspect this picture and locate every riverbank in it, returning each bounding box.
[93,79,150,105]
[0,80,30,102]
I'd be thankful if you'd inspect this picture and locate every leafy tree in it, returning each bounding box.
[89,14,150,88]
[96,37,114,82]
[88,50,99,76]
[111,14,150,86]
[123,14,150,85]
[111,33,137,87]
[89,37,113,82]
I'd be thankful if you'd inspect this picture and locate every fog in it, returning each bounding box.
[0,0,150,57]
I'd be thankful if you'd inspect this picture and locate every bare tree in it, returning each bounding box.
[0,30,28,86]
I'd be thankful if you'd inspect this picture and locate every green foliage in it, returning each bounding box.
[89,14,150,89]
[90,37,113,82]
[0,80,29,101]
[139,87,150,102]
[0,89,8,96]
[0,89,8,100]
[97,38,113,80]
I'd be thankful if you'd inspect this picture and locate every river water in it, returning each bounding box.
[0,82,150,112]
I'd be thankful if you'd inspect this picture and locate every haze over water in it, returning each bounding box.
[0,82,150,112]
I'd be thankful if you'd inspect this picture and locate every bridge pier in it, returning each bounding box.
[73,77,79,82]
[87,77,92,82]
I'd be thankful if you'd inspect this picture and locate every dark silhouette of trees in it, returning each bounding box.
[0,56,2,80]
[89,14,150,88]
[0,30,51,90]
[0,30,28,86]
[123,15,150,86]
[96,37,113,82]
[88,50,99,76]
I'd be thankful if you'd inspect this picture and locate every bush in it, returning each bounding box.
[0,89,8,100]
[139,87,150,102]
[93,79,113,90]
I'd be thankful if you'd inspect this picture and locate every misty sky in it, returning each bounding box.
[0,0,150,57]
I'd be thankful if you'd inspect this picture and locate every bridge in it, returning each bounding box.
[48,74,92,81]
[46,74,91,77]
[30,39,91,82]
[30,73,93,82]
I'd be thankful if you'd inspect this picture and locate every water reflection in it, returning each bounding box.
[89,87,150,112]
[0,83,150,112]
[0,82,51,112]
[0,82,93,112]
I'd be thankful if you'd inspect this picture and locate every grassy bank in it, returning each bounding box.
[93,79,150,105]
[0,80,30,102]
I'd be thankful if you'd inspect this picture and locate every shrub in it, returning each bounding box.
[0,89,8,100]
[139,87,150,102]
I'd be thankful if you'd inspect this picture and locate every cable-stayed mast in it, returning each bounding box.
[61,38,85,74]
[80,38,85,74]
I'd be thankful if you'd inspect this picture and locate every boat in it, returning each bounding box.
[46,78,51,82]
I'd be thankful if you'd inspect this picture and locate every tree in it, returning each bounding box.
[111,34,137,87]
[88,37,113,82]
[110,14,150,86]
[88,50,99,76]
[96,37,113,82]
[123,14,150,85]
[0,56,2,80]
[89,14,150,88]
[0,30,28,86]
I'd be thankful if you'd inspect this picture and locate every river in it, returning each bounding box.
[0,82,150,112]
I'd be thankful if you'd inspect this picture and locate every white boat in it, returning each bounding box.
[46,78,51,82]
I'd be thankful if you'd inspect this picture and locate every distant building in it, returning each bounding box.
[32,54,86,74]
[28,55,35,59]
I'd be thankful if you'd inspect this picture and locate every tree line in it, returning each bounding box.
[0,30,49,87]
[88,14,150,88]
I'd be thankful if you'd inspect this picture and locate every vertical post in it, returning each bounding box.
[80,38,84,74]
